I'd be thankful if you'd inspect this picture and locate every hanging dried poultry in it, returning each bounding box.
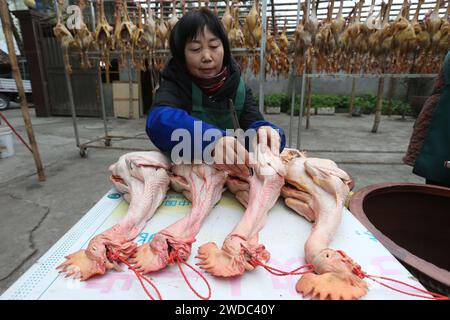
[131,3,149,71]
[112,0,121,50]
[427,0,444,41]
[265,21,281,76]
[250,55,261,76]
[53,0,77,74]
[299,0,318,73]
[277,19,290,78]
[278,19,289,53]
[304,0,319,44]
[340,0,365,73]
[373,3,386,30]
[354,0,374,70]
[410,0,448,73]
[330,0,345,48]
[72,0,95,69]
[243,0,262,75]
[401,0,422,58]
[129,164,227,273]
[379,0,395,57]
[415,1,436,73]
[329,0,345,73]
[221,0,233,33]
[228,2,245,48]
[390,0,416,73]
[244,0,262,49]
[293,2,313,75]
[156,0,169,50]
[280,152,367,300]
[154,0,169,72]
[143,0,160,96]
[228,2,247,71]
[114,0,135,66]
[352,0,378,73]
[400,1,425,71]
[432,0,450,58]
[315,0,335,73]
[368,0,393,73]
[412,0,429,50]
[95,0,114,74]
[167,0,179,43]
[57,152,171,280]
[439,1,450,48]
[196,144,286,277]
[143,3,156,51]
[291,0,445,74]
[364,0,377,30]
[367,2,385,73]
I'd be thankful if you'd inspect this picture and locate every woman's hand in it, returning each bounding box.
[253,126,281,156]
[213,136,250,178]
[251,126,285,176]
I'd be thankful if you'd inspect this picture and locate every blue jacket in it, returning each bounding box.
[146,58,286,159]
[146,107,286,156]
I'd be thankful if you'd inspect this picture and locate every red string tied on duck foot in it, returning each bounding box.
[335,250,450,300]
[168,250,212,300]
[107,250,163,301]
[242,245,315,276]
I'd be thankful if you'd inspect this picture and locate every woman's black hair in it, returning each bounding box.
[169,7,231,67]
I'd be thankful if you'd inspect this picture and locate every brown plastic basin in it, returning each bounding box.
[349,183,450,296]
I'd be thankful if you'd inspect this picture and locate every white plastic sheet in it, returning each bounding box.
[1,189,427,300]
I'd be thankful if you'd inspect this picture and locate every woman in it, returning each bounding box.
[146,7,285,173]
[404,51,450,188]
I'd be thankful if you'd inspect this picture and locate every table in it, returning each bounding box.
[1,189,427,300]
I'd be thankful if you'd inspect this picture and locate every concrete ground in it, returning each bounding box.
[0,104,423,295]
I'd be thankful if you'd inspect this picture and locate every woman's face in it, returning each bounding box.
[184,26,224,79]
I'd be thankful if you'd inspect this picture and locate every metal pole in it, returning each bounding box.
[98,62,108,137]
[258,0,268,115]
[296,0,311,150]
[288,75,296,147]
[53,0,80,147]
[296,73,306,150]
[288,0,302,147]
[89,0,108,138]
[138,68,143,117]
[128,55,134,119]
[65,68,81,147]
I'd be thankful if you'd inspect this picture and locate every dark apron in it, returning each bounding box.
[413,52,450,186]
[190,77,245,130]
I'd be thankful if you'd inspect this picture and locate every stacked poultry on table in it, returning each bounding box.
[57,142,374,300]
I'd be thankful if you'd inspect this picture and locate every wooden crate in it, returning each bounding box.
[112,81,139,119]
